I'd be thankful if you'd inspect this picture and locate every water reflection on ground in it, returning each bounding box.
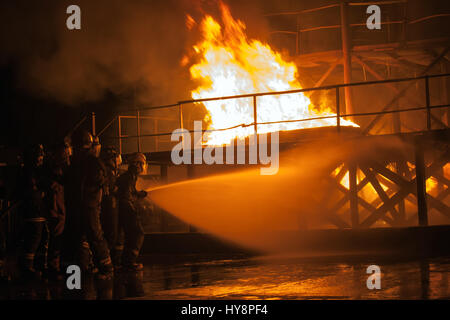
[0,254,449,299]
[138,254,450,300]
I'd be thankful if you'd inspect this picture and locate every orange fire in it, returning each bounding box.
[186,3,357,145]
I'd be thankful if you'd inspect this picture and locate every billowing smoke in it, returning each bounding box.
[0,0,271,107]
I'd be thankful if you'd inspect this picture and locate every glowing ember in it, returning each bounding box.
[187,2,357,145]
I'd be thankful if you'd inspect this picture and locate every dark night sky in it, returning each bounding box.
[0,0,276,149]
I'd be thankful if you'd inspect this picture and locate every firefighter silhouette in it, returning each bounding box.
[100,146,123,267]
[18,144,46,280]
[116,152,148,271]
[64,130,113,279]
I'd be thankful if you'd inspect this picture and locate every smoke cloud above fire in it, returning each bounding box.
[0,0,271,107]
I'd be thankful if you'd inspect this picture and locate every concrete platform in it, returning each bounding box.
[142,225,450,258]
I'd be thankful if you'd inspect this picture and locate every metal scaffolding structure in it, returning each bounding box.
[48,0,450,232]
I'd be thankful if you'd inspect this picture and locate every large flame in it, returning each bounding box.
[187,3,357,146]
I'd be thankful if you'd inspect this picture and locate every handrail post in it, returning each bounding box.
[178,103,184,130]
[253,95,258,135]
[118,116,122,154]
[340,1,354,117]
[179,103,184,148]
[154,119,158,152]
[296,15,300,55]
[401,0,408,46]
[336,87,341,132]
[91,112,96,136]
[425,75,431,130]
[136,109,141,152]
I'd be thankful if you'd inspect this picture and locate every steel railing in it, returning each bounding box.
[264,0,450,56]
[108,73,450,153]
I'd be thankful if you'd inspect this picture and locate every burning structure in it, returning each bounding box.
[185,3,357,146]
[0,1,450,251]
[0,1,447,254]
[103,1,450,247]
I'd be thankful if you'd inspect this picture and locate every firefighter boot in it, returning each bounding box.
[125,269,145,298]
[113,269,127,299]
[96,276,113,300]
[122,247,143,272]
[33,252,48,282]
[112,246,123,269]
[46,256,64,281]
[20,254,41,281]
[96,258,114,281]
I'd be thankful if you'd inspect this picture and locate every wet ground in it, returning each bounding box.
[139,254,450,300]
[1,254,449,299]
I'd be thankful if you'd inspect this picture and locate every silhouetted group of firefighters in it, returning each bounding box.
[11,130,148,282]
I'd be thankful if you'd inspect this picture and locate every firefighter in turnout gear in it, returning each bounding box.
[64,130,113,278]
[116,152,147,271]
[100,146,123,267]
[40,142,68,280]
[18,144,46,279]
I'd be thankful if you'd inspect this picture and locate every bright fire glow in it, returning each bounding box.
[187,3,357,145]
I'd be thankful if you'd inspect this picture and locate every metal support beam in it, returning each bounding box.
[441,62,449,126]
[91,112,96,136]
[97,116,117,137]
[401,0,408,46]
[336,87,341,131]
[340,1,354,117]
[360,165,401,225]
[386,60,402,134]
[160,165,168,182]
[363,45,450,134]
[66,114,87,139]
[348,161,359,228]
[415,137,428,226]
[396,161,408,223]
[354,55,447,131]
[425,76,431,130]
[118,116,122,154]
[314,58,342,88]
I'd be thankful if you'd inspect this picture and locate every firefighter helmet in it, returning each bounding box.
[101,146,118,161]
[131,152,146,164]
[51,142,70,167]
[24,144,45,167]
[33,144,45,157]
[101,146,121,167]
[129,152,147,174]
[72,130,94,150]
